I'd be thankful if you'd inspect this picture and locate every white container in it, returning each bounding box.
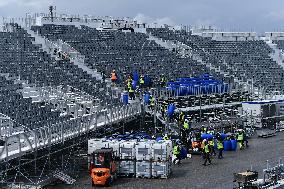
[118,160,135,175]
[152,141,173,161]
[152,161,171,178]
[119,141,136,160]
[135,141,153,161]
[88,138,112,155]
[136,161,152,178]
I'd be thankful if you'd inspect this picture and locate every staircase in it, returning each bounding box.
[53,170,76,185]
[25,28,103,81]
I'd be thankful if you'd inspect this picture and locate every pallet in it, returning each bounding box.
[152,175,169,179]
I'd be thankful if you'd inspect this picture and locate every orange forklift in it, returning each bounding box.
[89,148,118,187]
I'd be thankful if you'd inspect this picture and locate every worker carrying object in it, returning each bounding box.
[217,139,224,159]
[203,141,212,166]
[111,70,118,84]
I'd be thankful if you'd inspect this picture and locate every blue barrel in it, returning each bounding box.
[144,75,150,86]
[144,93,150,104]
[231,140,237,151]
[223,140,231,151]
[201,134,213,140]
[132,80,138,89]
[122,93,128,104]
[167,104,175,117]
[220,133,227,140]
[133,72,139,81]
[180,147,188,159]
[156,137,163,142]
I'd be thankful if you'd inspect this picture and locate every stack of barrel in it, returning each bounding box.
[166,74,230,96]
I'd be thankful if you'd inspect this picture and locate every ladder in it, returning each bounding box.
[53,170,76,185]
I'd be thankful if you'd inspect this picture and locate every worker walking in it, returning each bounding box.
[217,139,224,159]
[173,141,181,164]
[209,139,216,156]
[203,140,211,166]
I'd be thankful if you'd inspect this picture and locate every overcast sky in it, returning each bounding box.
[1,0,284,33]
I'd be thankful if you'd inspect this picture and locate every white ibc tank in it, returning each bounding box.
[135,141,154,161]
[136,161,152,178]
[88,138,112,155]
[118,160,136,175]
[151,140,173,161]
[119,141,136,159]
[152,161,171,178]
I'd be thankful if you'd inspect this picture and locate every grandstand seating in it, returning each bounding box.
[148,28,284,93]
[0,23,117,129]
[31,24,226,87]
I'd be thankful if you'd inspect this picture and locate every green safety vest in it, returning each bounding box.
[127,81,132,89]
[139,78,144,84]
[184,122,189,130]
[209,140,214,146]
[179,113,185,122]
[163,136,169,140]
[237,133,244,141]
[129,87,134,93]
[173,146,180,155]
[217,141,223,150]
[204,144,210,153]
[150,97,155,105]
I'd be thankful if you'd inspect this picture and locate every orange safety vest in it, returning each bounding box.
[111,72,117,80]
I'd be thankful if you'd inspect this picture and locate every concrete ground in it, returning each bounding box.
[46,131,284,189]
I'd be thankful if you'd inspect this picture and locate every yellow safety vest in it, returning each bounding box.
[217,141,223,149]
[184,122,189,130]
[173,146,180,155]
[204,144,210,153]
[139,78,144,84]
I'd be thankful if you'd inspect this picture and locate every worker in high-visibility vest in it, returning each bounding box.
[208,139,216,156]
[150,95,155,110]
[139,75,145,88]
[178,112,185,129]
[217,139,224,159]
[236,130,244,150]
[173,142,181,164]
[111,70,117,84]
[159,74,167,87]
[203,141,211,166]
[128,85,135,100]
[163,134,169,140]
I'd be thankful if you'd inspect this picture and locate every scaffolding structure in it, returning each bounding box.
[0,84,142,188]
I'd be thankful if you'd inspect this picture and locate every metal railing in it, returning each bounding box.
[0,101,141,162]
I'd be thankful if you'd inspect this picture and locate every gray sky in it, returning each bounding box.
[1,0,284,33]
